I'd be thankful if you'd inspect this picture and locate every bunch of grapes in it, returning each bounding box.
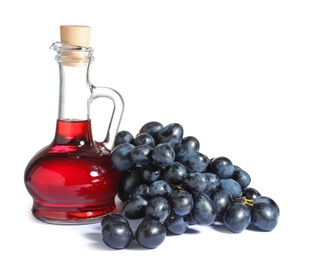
[101,121,280,249]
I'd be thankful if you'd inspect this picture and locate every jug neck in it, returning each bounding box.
[51,42,94,121]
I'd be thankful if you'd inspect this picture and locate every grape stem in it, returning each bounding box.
[172,184,183,190]
[233,196,254,206]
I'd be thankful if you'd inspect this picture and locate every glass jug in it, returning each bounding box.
[24,25,124,224]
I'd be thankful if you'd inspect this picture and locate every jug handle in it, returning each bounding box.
[91,85,124,151]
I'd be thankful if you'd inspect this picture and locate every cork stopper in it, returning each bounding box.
[59,25,91,66]
[60,25,91,47]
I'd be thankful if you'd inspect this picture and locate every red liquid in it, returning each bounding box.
[24,120,122,224]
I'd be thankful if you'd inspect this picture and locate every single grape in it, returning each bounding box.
[209,156,235,179]
[117,167,145,202]
[141,164,162,184]
[163,161,188,185]
[233,165,242,171]
[219,178,243,198]
[178,151,209,173]
[102,221,133,249]
[210,189,233,220]
[251,201,278,231]
[101,213,129,229]
[135,219,166,249]
[129,144,153,166]
[133,133,155,147]
[169,189,194,216]
[139,121,163,142]
[114,130,134,146]
[232,168,251,188]
[158,123,184,149]
[152,143,175,168]
[110,143,135,172]
[205,157,214,172]
[223,202,251,233]
[165,214,189,235]
[122,195,148,219]
[148,180,173,198]
[243,187,261,201]
[130,184,150,199]
[203,172,220,196]
[187,213,199,225]
[175,136,200,159]
[145,196,171,222]
[254,196,280,217]
[182,172,208,195]
[191,193,216,225]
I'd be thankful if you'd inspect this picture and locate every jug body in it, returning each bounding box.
[24,26,124,224]
[25,120,122,224]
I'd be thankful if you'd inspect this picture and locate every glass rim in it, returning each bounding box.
[50,42,94,53]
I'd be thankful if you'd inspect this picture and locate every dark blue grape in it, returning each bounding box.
[219,178,243,198]
[133,133,155,147]
[141,164,162,184]
[182,172,208,195]
[234,165,242,171]
[145,196,171,222]
[169,189,194,216]
[209,156,234,179]
[148,180,173,198]
[205,157,214,172]
[210,189,233,220]
[102,221,133,249]
[152,143,175,168]
[186,213,199,225]
[129,145,153,166]
[191,193,216,225]
[254,196,280,217]
[163,162,188,185]
[111,143,135,172]
[232,168,251,188]
[117,167,145,202]
[223,202,251,233]
[203,172,220,196]
[165,214,189,235]
[101,213,129,228]
[251,201,278,231]
[158,123,183,149]
[175,136,200,159]
[139,121,163,142]
[243,187,261,201]
[122,195,148,219]
[178,151,209,173]
[136,219,166,249]
[114,130,134,146]
[130,184,150,199]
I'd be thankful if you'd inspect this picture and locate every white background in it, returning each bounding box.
[1,0,309,259]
